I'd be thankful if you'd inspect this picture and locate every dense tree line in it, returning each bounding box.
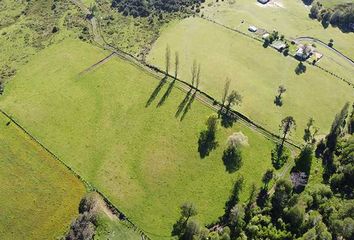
[310,2,354,32]
[111,0,204,17]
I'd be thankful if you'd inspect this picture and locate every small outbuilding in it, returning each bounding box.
[248,25,258,32]
[272,41,287,51]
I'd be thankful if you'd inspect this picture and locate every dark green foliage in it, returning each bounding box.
[294,145,313,175]
[180,202,198,220]
[222,145,242,173]
[111,0,203,17]
[322,102,350,180]
[271,180,293,218]
[198,115,218,158]
[224,177,244,219]
[262,169,274,187]
[303,184,333,209]
[295,62,307,74]
[271,143,290,169]
[330,136,354,197]
[285,204,305,233]
[309,2,354,32]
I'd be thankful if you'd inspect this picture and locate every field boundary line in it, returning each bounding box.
[0,109,152,240]
[79,52,115,75]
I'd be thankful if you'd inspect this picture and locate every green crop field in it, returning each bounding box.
[201,0,354,59]
[0,114,85,239]
[147,17,354,143]
[0,39,277,239]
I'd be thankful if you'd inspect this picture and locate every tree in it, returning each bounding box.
[278,85,286,98]
[279,116,296,151]
[225,90,242,114]
[180,202,198,222]
[286,204,305,233]
[196,64,201,89]
[348,103,354,134]
[262,169,274,187]
[244,183,257,223]
[175,51,179,79]
[182,220,201,240]
[225,176,244,217]
[220,78,231,115]
[295,62,306,74]
[191,60,197,86]
[303,118,318,144]
[271,180,293,218]
[165,45,171,75]
[222,143,243,173]
[274,85,286,106]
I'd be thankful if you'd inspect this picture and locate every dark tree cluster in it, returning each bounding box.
[111,0,204,17]
[309,2,354,32]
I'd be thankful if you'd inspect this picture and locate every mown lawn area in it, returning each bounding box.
[147,17,354,143]
[0,114,85,239]
[0,39,276,239]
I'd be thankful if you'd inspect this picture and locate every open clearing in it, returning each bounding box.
[147,17,354,142]
[0,39,276,239]
[0,114,85,239]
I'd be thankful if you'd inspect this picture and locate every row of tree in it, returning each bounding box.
[310,2,354,32]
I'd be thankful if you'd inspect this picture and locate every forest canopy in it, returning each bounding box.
[111,0,204,17]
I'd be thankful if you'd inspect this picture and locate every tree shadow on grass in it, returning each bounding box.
[157,79,175,107]
[145,76,168,107]
[198,130,218,158]
[221,113,237,128]
[180,91,196,121]
[175,89,192,118]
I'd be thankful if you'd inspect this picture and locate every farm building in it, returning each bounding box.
[272,41,287,51]
[248,25,258,32]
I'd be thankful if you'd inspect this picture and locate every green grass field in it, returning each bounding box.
[95,215,141,240]
[0,39,276,239]
[201,0,354,59]
[147,17,354,142]
[0,114,85,239]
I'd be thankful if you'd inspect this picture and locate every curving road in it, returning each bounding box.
[294,37,354,67]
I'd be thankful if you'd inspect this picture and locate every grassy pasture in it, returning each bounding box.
[201,0,354,59]
[147,17,354,142]
[0,39,276,239]
[0,114,85,239]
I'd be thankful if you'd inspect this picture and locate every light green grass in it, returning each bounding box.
[0,114,85,239]
[202,0,354,59]
[82,0,96,7]
[147,17,354,142]
[95,215,141,240]
[0,39,276,239]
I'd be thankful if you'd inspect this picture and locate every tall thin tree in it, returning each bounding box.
[195,64,201,89]
[220,78,231,116]
[279,116,296,150]
[191,60,197,87]
[165,45,171,75]
[174,51,179,79]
